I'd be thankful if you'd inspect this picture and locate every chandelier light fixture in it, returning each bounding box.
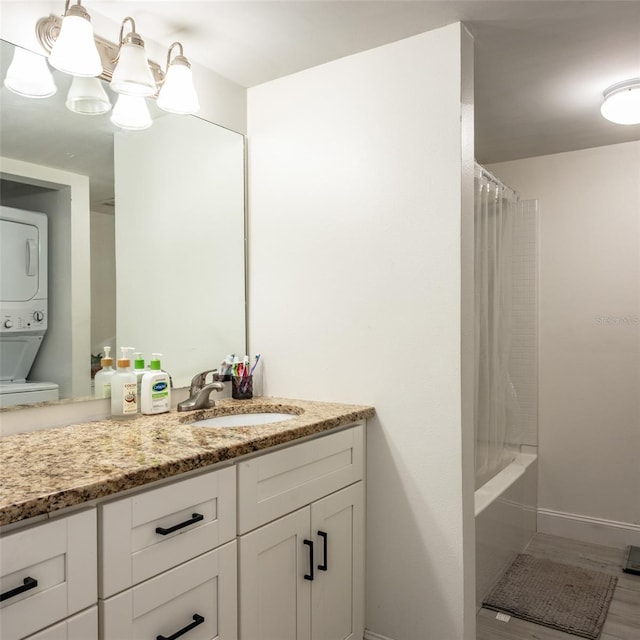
[2,0,201,130]
[600,78,640,125]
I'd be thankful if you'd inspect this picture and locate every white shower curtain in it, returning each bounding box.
[474,167,519,489]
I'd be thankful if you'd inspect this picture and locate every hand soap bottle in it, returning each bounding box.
[111,347,138,417]
[141,353,171,415]
[133,352,147,399]
[94,346,115,398]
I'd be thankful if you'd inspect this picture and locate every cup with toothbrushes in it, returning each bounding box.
[231,354,260,400]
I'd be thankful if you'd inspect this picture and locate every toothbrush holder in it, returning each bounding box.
[232,375,253,400]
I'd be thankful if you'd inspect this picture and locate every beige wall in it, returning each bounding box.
[248,24,476,640]
[490,141,640,545]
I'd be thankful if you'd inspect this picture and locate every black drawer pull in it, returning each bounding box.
[155,513,204,536]
[156,613,205,640]
[318,530,328,571]
[0,576,38,602]
[303,539,314,581]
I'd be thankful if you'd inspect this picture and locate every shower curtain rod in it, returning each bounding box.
[474,162,519,200]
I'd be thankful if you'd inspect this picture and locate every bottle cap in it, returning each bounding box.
[134,352,145,369]
[101,346,113,367]
[150,353,163,370]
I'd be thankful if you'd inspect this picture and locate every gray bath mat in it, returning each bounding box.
[482,553,618,639]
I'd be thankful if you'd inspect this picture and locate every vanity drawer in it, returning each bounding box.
[237,423,364,533]
[99,465,236,598]
[24,606,97,640]
[101,541,237,640]
[0,509,97,640]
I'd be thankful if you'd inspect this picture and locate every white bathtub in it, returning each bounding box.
[475,450,538,608]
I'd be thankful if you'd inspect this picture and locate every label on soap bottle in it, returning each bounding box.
[122,382,138,414]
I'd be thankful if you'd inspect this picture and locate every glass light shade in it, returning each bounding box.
[111,94,152,130]
[4,47,57,98]
[600,81,640,125]
[157,62,200,114]
[48,15,102,77]
[66,76,111,115]
[110,43,156,96]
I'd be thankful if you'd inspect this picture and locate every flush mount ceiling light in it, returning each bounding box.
[600,78,640,125]
[157,42,200,115]
[48,0,102,77]
[4,47,57,98]
[110,17,157,97]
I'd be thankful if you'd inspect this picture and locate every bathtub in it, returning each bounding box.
[475,450,538,608]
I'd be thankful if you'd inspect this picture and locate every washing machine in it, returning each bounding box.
[0,205,59,406]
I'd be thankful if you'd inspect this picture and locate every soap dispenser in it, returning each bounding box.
[94,346,115,398]
[133,352,147,399]
[141,353,171,415]
[111,347,138,417]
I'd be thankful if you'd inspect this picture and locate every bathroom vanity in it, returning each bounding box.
[0,397,373,640]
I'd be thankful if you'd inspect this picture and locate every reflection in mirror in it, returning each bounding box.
[0,40,246,407]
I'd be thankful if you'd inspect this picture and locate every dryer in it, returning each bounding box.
[0,205,58,406]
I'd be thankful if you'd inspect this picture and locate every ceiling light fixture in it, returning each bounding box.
[110,17,157,97]
[157,42,200,115]
[48,0,102,77]
[4,47,57,98]
[600,78,640,125]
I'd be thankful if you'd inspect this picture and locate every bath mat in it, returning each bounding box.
[482,553,618,639]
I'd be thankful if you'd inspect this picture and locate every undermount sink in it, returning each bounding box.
[191,412,297,428]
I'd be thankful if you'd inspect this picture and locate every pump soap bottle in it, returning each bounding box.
[111,347,138,417]
[141,353,171,415]
[133,352,147,399]
[94,346,115,398]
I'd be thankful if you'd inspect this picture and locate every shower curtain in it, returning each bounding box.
[474,166,519,489]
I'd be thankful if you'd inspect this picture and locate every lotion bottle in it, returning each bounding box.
[94,346,115,398]
[133,352,147,399]
[141,353,171,415]
[111,347,138,417]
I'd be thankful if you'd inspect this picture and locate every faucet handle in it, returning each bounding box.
[189,369,219,394]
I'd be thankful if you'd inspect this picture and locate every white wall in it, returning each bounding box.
[490,141,640,547]
[248,23,475,640]
[90,210,115,355]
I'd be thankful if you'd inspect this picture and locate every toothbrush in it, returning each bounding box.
[249,354,261,376]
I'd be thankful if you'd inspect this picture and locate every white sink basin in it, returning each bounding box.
[192,412,297,428]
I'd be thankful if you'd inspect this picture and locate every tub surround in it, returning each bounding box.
[0,397,374,527]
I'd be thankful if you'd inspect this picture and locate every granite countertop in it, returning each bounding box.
[0,397,374,527]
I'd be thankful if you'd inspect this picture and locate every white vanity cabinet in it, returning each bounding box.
[0,510,97,640]
[237,424,365,640]
[98,465,238,640]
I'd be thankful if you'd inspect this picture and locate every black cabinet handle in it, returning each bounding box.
[155,513,204,536]
[317,530,328,571]
[0,576,38,602]
[303,539,314,581]
[156,613,204,640]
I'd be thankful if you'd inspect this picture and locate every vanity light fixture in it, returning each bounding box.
[3,47,57,98]
[66,76,111,115]
[48,0,102,77]
[157,42,200,115]
[110,17,157,97]
[111,94,152,130]
[600,78,640,125]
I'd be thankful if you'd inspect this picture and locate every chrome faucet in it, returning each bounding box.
[177,369,225,412]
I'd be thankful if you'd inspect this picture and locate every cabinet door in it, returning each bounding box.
[310,483,364,640]
[101,541,237,640]
[239,507,311,640]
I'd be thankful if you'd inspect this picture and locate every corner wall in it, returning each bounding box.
[490,141,640,547]
[248,23,475,640]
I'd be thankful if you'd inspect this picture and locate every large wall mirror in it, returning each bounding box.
[0,40,247,406]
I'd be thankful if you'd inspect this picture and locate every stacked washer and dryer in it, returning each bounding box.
[0,205,59,407]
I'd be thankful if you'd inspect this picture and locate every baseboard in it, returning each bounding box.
[538,508,640,549]
[364,630,396,640]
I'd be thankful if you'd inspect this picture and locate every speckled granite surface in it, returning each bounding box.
[0,397,374,527]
